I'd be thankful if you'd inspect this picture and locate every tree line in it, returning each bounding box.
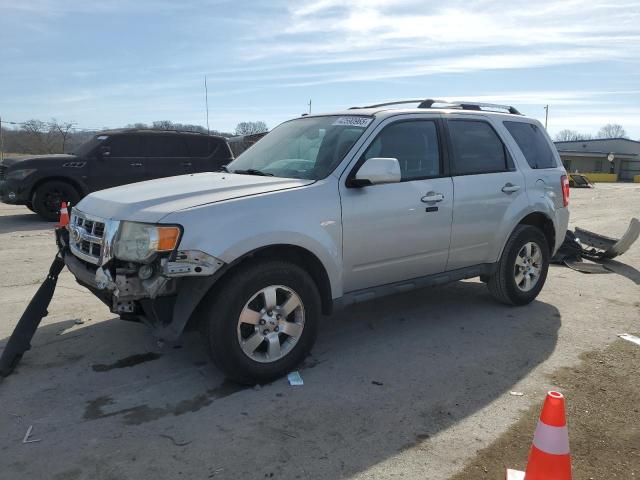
[1,119,269,155]
[554,123,630,142]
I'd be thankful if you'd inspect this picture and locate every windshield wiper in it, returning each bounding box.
[233,168,274,177]
[219,165,230,173]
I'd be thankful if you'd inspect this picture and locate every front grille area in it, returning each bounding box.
[69,210,108,265]
[0,164,6,181]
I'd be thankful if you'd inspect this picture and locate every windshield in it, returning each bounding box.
[72,134,108,156]
[227,115,372,180]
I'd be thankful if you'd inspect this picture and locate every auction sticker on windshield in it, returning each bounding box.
[332,117,372,127]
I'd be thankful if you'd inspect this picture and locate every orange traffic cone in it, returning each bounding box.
[57,201,70,227]
[506,391,572,480]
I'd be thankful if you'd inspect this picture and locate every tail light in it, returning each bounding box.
[561,175,570,207]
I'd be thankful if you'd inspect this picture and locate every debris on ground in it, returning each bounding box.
[22,425,41,444]
[287,371,303,386]
[509,391,524,396]
[552,218,639,273]
[372,381,384,386]
[73,318,84,325]
[618,333,640,347]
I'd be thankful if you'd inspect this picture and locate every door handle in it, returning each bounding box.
[182,162,192,167]
[501,183,520,194]
[130,162,143,167]
[421,192,444,203]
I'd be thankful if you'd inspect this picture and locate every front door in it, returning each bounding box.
[89,135,147,191]
[340,118,454,292]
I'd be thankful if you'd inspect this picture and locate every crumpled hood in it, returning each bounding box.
[1,154,76,169]
[76,172,314,223]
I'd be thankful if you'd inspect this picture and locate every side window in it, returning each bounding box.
[145,136,189,158]
[504,121,557,169]
[186,137,218,157]
[107,136,143,157]
[361,120,441,181]
[448,120,507,175]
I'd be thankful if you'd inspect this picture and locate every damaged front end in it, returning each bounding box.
[63,208,224,339]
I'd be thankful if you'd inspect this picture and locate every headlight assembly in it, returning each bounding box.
[6,168,37,181]
[113,222,181,262]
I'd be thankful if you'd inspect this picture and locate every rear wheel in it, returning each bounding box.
[487,225,550,305]
[201,260,320,384]
[32,180,81,221]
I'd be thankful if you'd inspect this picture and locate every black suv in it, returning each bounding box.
[0,129,233,220]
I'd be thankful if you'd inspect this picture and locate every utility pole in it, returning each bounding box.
[308,99,312,114]
[0,116,3,164]
[204,76,210,135]
[544,105,549,129]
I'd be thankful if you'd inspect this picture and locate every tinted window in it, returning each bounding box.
[107,136,143,157]
[504,121,557,169]
[187,137,217,157]
[145,136,189,158]
[448,120,507,175]
[362,121,440,181]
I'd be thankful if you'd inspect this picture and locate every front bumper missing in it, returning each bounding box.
[61,223,225,340]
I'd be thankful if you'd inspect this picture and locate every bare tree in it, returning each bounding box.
[597,123,628,139]
[51,119,76,153]
[20,120,57,154]
[152,120,174,130]
[554,129,592,142]
[235,121,268,136]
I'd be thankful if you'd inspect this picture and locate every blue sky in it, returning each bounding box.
[1,0,639,137]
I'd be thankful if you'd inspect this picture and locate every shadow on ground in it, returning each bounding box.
[0,211,52,234]
[0,280,561,479]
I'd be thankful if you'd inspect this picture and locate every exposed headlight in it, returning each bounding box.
[6,168,37,181]
[113,222,181,262]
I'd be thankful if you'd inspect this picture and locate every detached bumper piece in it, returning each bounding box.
[0,253,66,377]
[552,218,640,273]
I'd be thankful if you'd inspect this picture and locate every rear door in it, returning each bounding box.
[185,136,230,172]
[446,117,527,270]
[144,135,193,179]
[89,135,147,191]
[340,116,454,292]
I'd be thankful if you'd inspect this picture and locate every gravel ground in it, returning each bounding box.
[451,339,640,479]
[0,183,638,480]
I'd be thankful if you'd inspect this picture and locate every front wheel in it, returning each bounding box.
[31,180,81,221]
[487,225,550,305]
[201,261,320,384]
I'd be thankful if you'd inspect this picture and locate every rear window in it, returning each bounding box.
[504,121,557,169]
[448,120,508,175]
[186,137,218,157]
[144,136,189,158]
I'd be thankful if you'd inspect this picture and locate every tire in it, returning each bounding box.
[201,260,321,385]
[25,202,35,213]
[32,180,81,221]
[487,225,550,306]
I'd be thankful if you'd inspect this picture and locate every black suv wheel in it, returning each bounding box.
[487,225,550,305]
[201,260,320,385]
[31,180,81,221]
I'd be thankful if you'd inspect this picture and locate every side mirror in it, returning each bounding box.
[99,146,111,159]
[349,157,401,187]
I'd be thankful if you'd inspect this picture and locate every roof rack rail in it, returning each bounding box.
[350,98,522,115]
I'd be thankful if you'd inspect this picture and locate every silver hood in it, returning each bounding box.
[76,172,314,223]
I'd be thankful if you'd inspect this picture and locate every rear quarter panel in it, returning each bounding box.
[491,117,569,257]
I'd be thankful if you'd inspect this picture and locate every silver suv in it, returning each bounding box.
[63,99,570,384]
